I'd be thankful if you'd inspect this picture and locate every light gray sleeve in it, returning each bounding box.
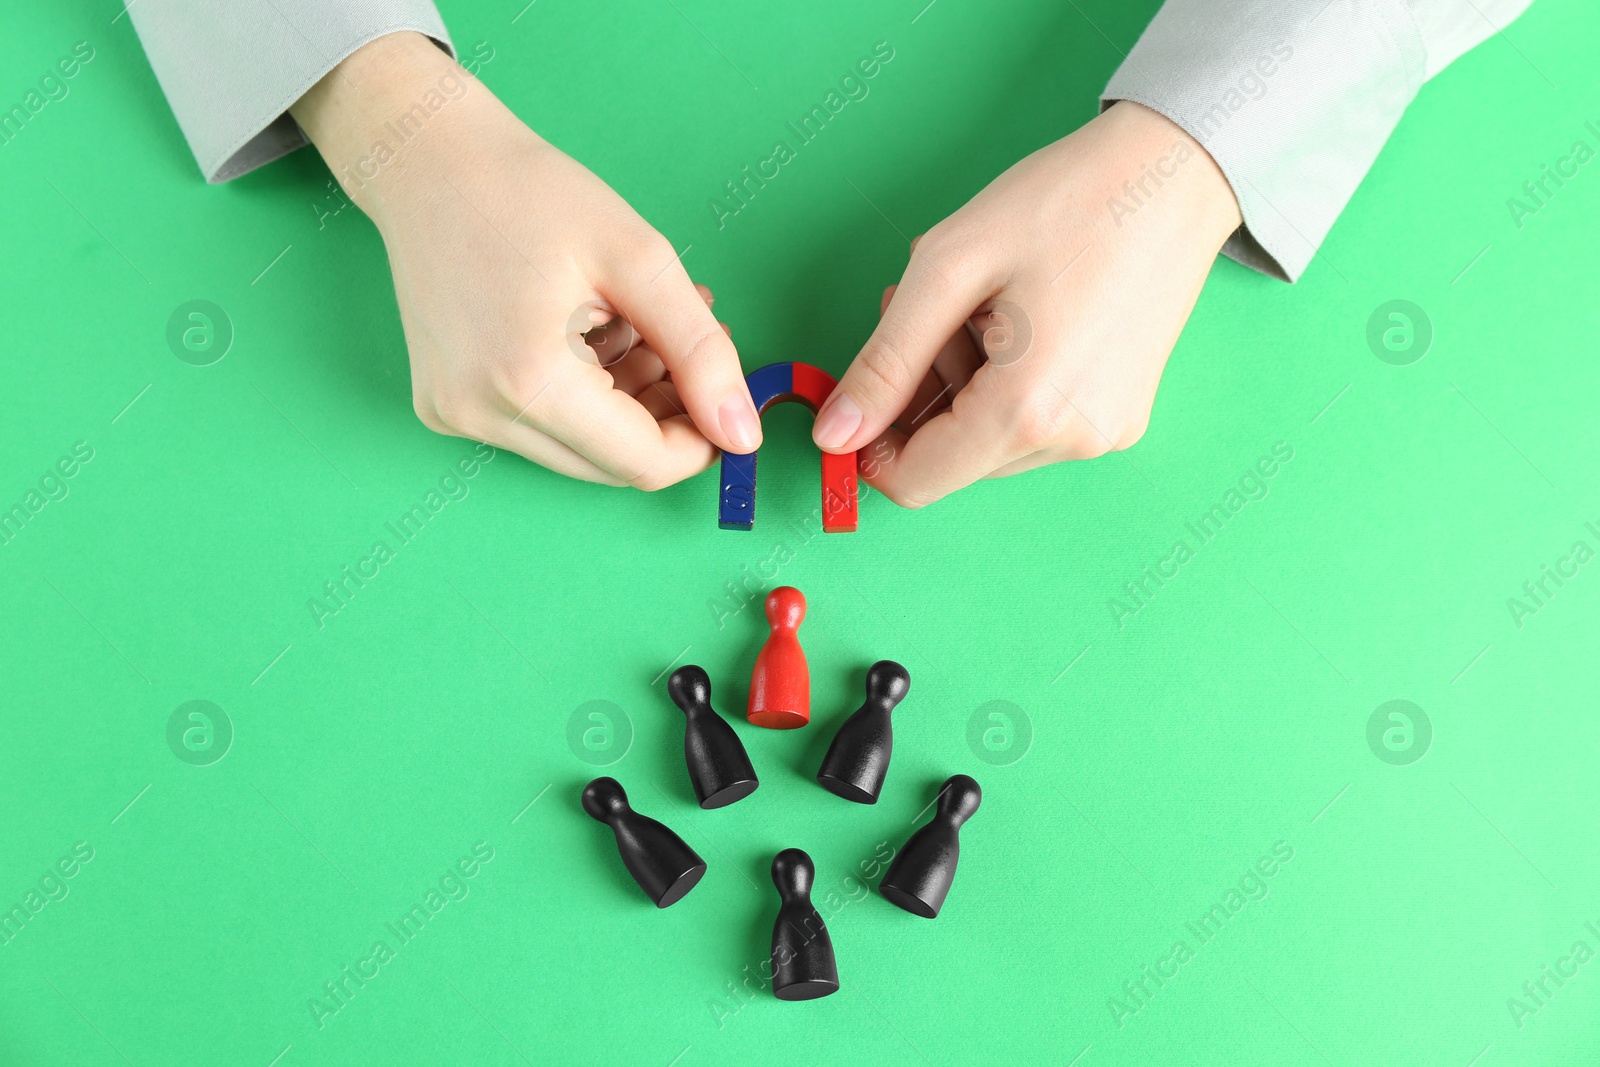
[129,0,454,184]
[1101,0,1535,281]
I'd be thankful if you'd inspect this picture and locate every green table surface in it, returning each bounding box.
[4,1,1600,1064]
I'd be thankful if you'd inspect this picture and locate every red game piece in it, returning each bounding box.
[748,587,810,729]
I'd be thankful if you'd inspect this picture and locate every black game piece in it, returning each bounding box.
[879,774,981,918]
[668,665,759,809]
[816,660,910,804]
[769,848,840,1001]
[581,777,707,908]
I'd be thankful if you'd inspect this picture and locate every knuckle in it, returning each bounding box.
[915,222,960,260]
[629,472,671,493]
[942,249,987,292]
[431,390,492,441]
[1011,388,1074,450]
[855,335,916,398]
[677,328,731,373]
[879,480,939,510]
[917,226,984,287]
[489,361,550,416]
[412,395,446,433]
[1115,416,1150,452]
[625,461,675,493]
[1071,433,1112,460]
[628,234,677,277]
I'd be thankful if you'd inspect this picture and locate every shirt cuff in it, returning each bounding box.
[1101,0,1428,282]
[129,1,455,184]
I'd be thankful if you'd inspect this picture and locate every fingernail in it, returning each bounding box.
[719,395,762,453]
[813,393,862,450]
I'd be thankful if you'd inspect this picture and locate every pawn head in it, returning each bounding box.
[771,847,815,896]
[864,660,911,707]
[581,777,629,822]
[765,586,806,631]
[667,665,712,715]
[935,774,982,825]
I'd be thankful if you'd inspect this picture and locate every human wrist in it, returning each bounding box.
[1098,100,1243,250]
[290,31,482,222]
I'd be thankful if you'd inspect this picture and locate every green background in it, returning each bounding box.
[3,0,1598,1064]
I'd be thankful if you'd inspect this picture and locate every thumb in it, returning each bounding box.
[814,251,991,453]
[601,257,762,455]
